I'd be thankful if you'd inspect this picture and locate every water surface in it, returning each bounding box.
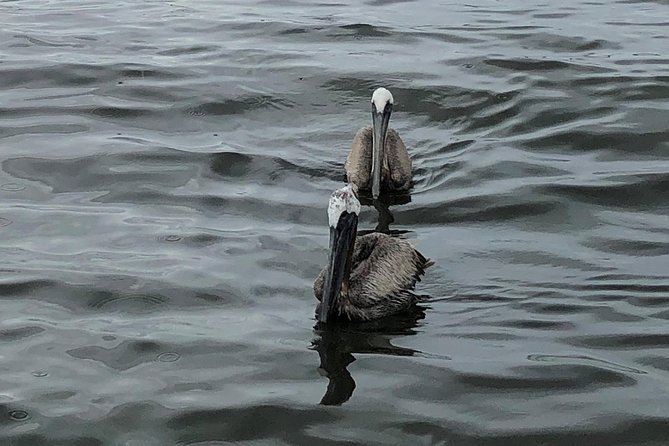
[1,0,668,444]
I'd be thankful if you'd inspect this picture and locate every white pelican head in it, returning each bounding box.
[371,87,394,114]
[327,184,361,228]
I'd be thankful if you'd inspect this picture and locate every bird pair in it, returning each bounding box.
[314,88,432,324]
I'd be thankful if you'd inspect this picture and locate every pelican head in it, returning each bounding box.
[319,185,361,323]
[370,87,394,199]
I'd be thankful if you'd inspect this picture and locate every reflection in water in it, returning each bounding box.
[313,329,356,406]
[311,306,426,406]
[359,192,412,234]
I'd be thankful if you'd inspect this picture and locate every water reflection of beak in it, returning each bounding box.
[318,212,358,323]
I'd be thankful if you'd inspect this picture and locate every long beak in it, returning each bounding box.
[319,212,358,323]
[371,107,391,199]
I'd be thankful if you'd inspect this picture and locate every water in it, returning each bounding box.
[1,0,668,444]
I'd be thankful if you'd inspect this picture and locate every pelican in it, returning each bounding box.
[314,185,432,322]
[345,87,412,199]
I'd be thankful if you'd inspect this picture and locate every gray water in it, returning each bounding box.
[1,0,668,444]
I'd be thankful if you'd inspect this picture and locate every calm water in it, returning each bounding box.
[1,0,668,444]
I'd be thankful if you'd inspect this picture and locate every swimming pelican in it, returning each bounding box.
[345,87,412,199]
[314,185,432,322]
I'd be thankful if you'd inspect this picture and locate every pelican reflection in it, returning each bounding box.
[311,306,427,406]
[358,192,412,234]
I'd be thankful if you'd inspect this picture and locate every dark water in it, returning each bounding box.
[1,0,668,444]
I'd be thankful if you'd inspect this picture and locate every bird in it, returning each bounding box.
[344,87,412,199]
[314,185,432,322]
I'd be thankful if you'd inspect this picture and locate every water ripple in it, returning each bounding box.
[0,0,668,443]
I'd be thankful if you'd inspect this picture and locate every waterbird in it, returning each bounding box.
[314,185,432,322]
[345,87,412,199]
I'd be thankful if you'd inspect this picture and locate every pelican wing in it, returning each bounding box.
[344,126,373,190]
[384,129,412,190]
[314,268,325,301]
[349,233,432,310]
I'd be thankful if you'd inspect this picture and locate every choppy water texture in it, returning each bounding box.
[1,0,668,444]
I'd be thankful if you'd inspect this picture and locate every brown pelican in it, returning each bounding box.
[345,87,412,199]
[314,185,432,322]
